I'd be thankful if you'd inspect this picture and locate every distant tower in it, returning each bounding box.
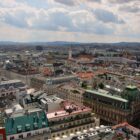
[68,48,72,60]
[93,48,96,55]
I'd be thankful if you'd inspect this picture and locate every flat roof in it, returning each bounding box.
[46,75,77,81]
[47,103,91,119]
[126,85,137,90]
[105,85,122,92]
[0,79,22,85]
[43,96,64,104]
[86,90,128,103]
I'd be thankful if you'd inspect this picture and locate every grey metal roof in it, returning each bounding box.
[86,89,128,103]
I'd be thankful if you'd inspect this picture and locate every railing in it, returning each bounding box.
[83,99,130,112]
[51,120,95,133]
[49,114,92,126]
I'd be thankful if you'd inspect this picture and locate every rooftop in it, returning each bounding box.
[126,85,137,90]
[47,102,91,119]
[5,104,23,115]
[113,122,140,135]
[112,122,140,140]
[46,75,77,81]
[59,84,84,95]
[76,72,94,79]
[0,79,22,85]
[42,95,64,104]
[86,89,128,103]
[5,110,48,135]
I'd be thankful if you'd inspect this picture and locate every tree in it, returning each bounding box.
[98,82,104,89]
[81,81,88,89]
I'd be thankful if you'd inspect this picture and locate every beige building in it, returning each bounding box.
[47,101,99,140]
[57,83,85,105]
[0,80,26,98]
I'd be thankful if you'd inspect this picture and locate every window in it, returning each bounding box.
[19,134,23,139]
[44,137,48,140]
[62,133,64,135]
[27,133,31,137]
[10,136,14,140]
[43,130,49,134]
[1,88,5,92]
[2,94,5,97]
[35,131,39,135]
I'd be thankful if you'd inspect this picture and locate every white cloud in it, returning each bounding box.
[54,0,76,6]
[0,0,139,42]
[93,9,125,24]
[87,0,101,3]
[119,5,140,13]
[108,0,139,4]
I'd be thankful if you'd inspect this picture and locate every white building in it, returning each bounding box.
[0,80,26,98]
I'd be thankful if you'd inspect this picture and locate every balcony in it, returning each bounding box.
[51,120,95,133]
[49,114,92,126]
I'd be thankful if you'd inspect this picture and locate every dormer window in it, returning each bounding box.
[27,133,31,137]
[9,86,14,90]
[25,124,30,131]
[17,125,22,133]
[42,122,46,127]
[33,122,38,129]
[19,134,23,139]
[10,136,14,140]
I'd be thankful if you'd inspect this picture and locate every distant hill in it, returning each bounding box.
[0,41,80,47]
[0,41,140,49]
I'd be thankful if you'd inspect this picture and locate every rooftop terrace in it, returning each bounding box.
[47,102,91,119]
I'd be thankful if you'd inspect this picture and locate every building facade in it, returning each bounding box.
[83,86,140,125]
[47,101,99,140]
[0,80,26,98]
[57,84,84,105]
[4,109,50,140]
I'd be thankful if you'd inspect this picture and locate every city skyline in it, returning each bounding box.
[0,0,139,43]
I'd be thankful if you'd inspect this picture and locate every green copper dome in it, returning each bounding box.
[121,85,140,102]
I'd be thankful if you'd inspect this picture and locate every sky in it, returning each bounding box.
[0,0,139,43]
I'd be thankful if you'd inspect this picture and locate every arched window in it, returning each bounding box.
[9,86,14,90]
[1,88,6,92]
